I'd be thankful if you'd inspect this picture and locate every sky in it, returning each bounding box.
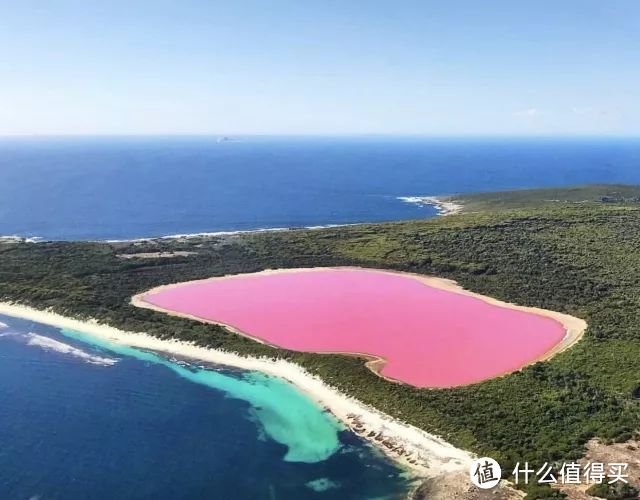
[0,0,638,136]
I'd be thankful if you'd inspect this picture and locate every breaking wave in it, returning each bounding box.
[396,195,438,207]
[1,331,118,366]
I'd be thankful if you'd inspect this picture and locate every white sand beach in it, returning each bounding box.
[0,301,474,478]
[0,269,586,481]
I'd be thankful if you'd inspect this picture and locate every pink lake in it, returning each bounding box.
[141,268,566,388]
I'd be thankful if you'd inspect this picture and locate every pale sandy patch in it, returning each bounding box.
[554,439,640,499]
[117,251,197,259]
[411,472,524,500]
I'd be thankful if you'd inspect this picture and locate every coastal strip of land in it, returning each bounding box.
[397,196,463,216]
[132,267,588,386]
[0,301,474,478]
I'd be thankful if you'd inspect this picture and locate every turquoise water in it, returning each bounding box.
[0,315,411,499]
[61,328,342,463]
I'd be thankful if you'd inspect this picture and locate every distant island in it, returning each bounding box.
[216,136,240,143]
[1,184,639,499]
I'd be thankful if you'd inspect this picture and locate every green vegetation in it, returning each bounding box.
[1,185,639,497]
[518,483,566,499]
[451,183,640,212]
[586,481,639,500]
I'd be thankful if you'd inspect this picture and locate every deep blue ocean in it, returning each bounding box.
[0,136,638,240]
[0,315,411,499]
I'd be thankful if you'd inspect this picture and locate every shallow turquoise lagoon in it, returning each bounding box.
[0,314,411,499]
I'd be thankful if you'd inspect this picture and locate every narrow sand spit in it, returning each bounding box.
[0,301,473,478]
[132,267,587,387]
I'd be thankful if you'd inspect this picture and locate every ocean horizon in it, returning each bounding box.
[1,136,639,241]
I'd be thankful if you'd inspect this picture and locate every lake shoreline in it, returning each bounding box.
[0,301,474,479]
[133,266,588,387]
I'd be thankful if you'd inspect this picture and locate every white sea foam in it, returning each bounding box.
[0,321,8,329]
[397,196,427,205]
[24,333,118,366]
[2,223,355,244]
[397,195,443,207]
[103,223,362,243]
[0,235,44,243]
[397,195,462,215]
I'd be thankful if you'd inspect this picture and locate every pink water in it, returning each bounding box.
[143,268,565,388]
